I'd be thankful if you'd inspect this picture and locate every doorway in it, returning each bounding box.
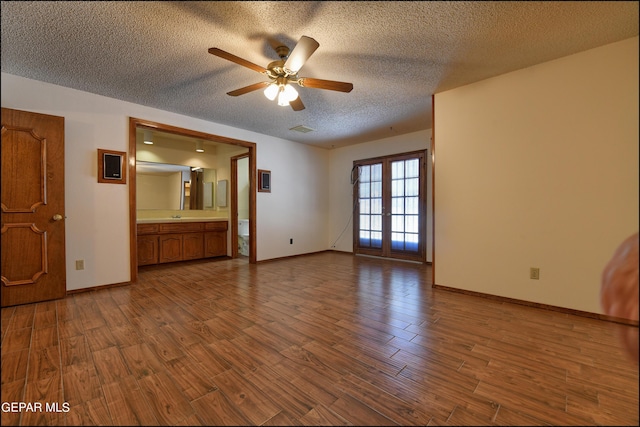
[128,118,257,283]
[231,154,250,258]
[353,150,427,263]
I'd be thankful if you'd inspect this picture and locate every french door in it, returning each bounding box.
[353,150,427,262]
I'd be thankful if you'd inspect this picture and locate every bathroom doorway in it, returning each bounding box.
[231,154,250,259]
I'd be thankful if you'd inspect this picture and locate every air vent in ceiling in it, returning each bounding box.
[289,125,315,133]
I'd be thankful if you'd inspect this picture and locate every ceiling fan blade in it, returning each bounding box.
[283,36,319,73]
[226,82,270,97]
[290,96,305,111]
[208,47,267,74]
[298,77,353,93]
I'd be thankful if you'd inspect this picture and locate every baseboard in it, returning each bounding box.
[257,249,432,264]
[256,250,336,264]
[432,284,639,327]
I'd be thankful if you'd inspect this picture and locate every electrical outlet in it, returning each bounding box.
[530,267,540,280]
[75,260,84,270]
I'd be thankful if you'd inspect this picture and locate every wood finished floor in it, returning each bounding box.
[1,252,638,426]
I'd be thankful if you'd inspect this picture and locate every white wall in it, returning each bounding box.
[1,72,330,290]
[328,130,433,261]
[434,36,639,316]
[256,139,330,260]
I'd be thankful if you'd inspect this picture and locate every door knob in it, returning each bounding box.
[52,214,63,221]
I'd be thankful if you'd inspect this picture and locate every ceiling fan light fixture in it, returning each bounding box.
[143,130,153,145]
[264,83,279,101]
[277,87,290,106]
[275,83,298,107]
[283,83,298,102]
[195,140,204,153]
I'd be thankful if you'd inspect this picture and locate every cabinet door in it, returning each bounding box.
[159,234,182,263]
[183,233,204,260]
[137,235,158,266]
[204,232,227,258]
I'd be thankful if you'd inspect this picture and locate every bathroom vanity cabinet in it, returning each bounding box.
[137,220,228,266]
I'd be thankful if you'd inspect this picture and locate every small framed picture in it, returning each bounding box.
[258,169,271,193]
[98,149,126,184]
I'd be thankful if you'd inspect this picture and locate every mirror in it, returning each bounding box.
[135,126,249,220]
[136,161,217,210]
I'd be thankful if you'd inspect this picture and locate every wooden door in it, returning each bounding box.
[1,108,66,307]
[353,150,427,262]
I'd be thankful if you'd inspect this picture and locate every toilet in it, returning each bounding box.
[238,219,249,256]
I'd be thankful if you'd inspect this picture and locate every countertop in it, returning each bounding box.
[136,217,228,224]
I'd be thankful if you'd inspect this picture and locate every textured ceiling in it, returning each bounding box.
[2,1,638,149]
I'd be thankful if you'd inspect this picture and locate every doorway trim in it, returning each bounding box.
[128,117,257,283]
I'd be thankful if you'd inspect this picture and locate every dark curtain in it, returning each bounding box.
[189,170,204,210]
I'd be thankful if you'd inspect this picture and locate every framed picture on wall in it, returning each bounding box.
[98,149,126,184]
[258,169,271,193]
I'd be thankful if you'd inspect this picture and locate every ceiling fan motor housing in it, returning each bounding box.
[266,60,298,82]
[274,45,290,59]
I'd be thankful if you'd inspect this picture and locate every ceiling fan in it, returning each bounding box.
[208,35,353,111]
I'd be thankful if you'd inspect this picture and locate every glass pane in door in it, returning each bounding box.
[391,158,420,252]
[358,163,383,248]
